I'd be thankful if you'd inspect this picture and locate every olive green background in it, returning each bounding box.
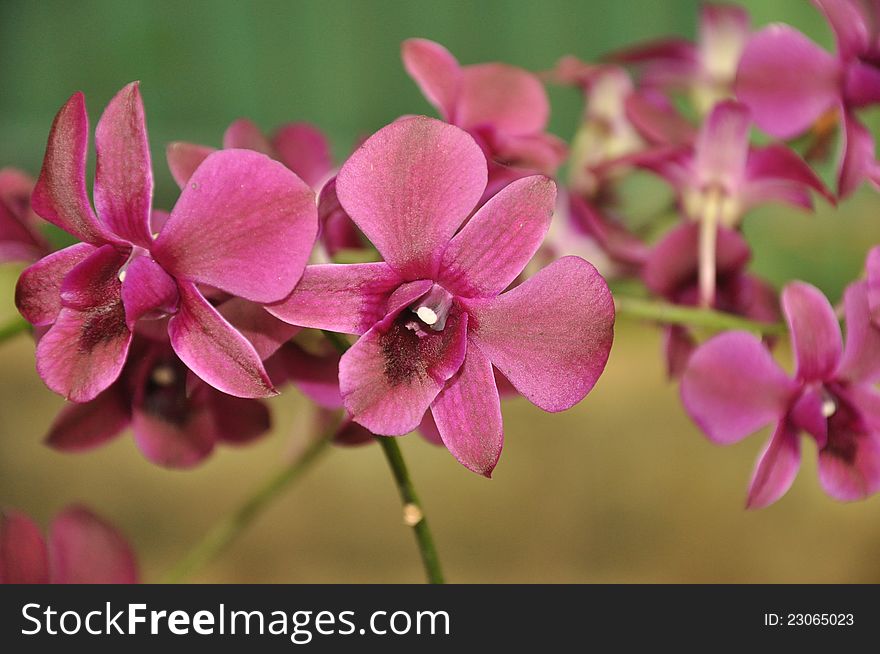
[1,0,879,582]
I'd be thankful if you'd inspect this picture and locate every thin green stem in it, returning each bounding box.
[377,437,445,584]
[322,328,446,584]
[162,434,331,583]
[0,315,29,344]
[614,295,787,336]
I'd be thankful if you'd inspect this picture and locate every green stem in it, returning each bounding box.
[377,437,445,584]
[322,328,446,584]
[614,296,787,336]
[162,434,331,583]
[0,315,29,344]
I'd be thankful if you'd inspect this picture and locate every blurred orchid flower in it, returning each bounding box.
[682,281,880,507]
[0,505,138,584]
[624,100,830,306]
[0,168,48,263]
[268,116,614,476]
[736,0,880,196]
[611,3,751,114]
[642,222,779,377]
[15,83,318,402]
[45,297,297,468]
[402,38,567,198]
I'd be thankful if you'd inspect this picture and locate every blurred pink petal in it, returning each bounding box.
[681,331,797,444]
[272,122,334,188]
[218,297,300,361]
[402,38,462,121]
[208,391,271,445]
[837,281,880,383]
[782,282,843,382]
[458,63,549,134]
[49,506,138,584]
[694,100,750,188]
[165,141,215,188]
[0,510,49,584]
[746,421,801,509]
[735,24,840,139]
[223,118,273,154]
[45,384,131,452]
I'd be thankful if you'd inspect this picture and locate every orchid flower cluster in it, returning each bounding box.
[3,0,880,584]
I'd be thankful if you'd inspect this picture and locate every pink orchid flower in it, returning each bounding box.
[267,116,614,476]
[736,0,880,196]
[1,505,137,584]
[402,38,567,198]
[0,168,48,263]
[624,100,830,306]
[611,3,751,115]
[14,83,318,403]
[682,281,880,507]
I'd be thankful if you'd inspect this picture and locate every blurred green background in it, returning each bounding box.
[2,0,880,583]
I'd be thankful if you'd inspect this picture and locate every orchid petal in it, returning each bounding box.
[838,281,880,383]
[735,24,840,139]
[839,112,878,198]
[681,331,796,444]
[814,0,871,61]
[217,297,299,361]
[31,92,113,244]
[267,262,402,335]
[271,123,334,189]
[335,116,487,279]
[165,142,215,188]
[15,243,95,326]
[222,118,273,154]
[782,281,842,382]
[431,340,503,477]
[742,143,834,209]
[49,506,138,583]
[153,149,318,303]
[694,100,750,188]
[401,38,462,122]
[120,254,178,329]
[268,342,342,409]
[207,390,271,445]
[458,63,549,134]
[45,384,131,452]
[818,386,880,501]
[746,420,801,509]
[0,510,49,584]
[464,256,614,412]
[339,310,468,436]
[93,82,154,247]
[168,282,276,399]
[439,175,556,298]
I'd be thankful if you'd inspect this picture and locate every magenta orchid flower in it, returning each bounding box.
[611,3,751,114]
[267,116,614,476]
[682,281,880,507]
[736,0,880,197]
[1,505,137,584]
[625,100,830,306]
[402,38,567,197]
[0,168,48,263]
[14,83,318,403]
